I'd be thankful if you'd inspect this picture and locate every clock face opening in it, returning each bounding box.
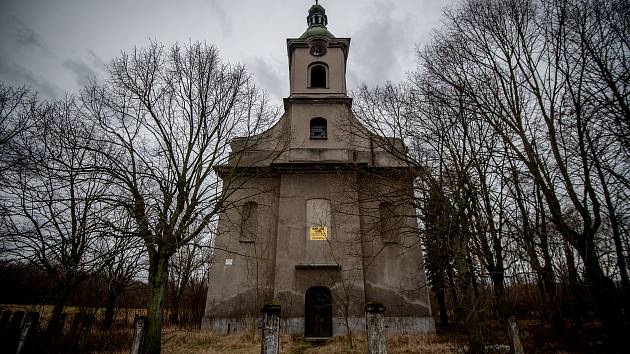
[310,44,327,57]
[309,38,328,57]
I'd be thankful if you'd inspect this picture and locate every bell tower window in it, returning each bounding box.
[309,64,327,88]
[310,117,327,139]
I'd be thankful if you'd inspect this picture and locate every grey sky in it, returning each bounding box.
[0,0,459,105]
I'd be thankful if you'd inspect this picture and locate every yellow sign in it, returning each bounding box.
[309,226,328,240]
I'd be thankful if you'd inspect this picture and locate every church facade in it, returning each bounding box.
[203,3,434,337]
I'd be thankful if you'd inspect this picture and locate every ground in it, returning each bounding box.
[92,329,459,354]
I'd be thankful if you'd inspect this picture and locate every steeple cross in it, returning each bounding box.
[315,0,319,5]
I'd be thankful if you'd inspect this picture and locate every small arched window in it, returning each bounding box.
[379,202,400,244]
[310,117,327,139]
[240,201,258,242]
[310,64,327,88]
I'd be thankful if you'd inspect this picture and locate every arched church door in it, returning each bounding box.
[304,286,333,337]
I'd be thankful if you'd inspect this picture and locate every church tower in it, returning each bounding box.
[203,2,434,337]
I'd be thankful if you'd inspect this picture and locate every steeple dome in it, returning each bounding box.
[300,1,334,39]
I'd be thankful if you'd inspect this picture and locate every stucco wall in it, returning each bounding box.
[204,175,280,318]
[204,33,433,336]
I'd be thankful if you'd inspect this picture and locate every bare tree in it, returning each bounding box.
[80,41,276,354]
[351,82,489,351]
[167,240,208,326]
[2,96,114,334]
[349,2,629,352]
[413,0,628,347]
[0,84,38,234]
[0,83,36,167]
[99,216,145,330]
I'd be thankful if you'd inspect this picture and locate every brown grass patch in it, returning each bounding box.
[91,328,456,354]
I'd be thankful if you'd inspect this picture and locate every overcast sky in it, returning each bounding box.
[0,0,459,105]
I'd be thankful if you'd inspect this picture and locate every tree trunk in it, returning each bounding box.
[540,264,563,336]
[46,288,70,336]
[453,236,484,353]
[592,151,630,324]
[436,286,448,326]
[170,303,180,326]
[577,237,623,350]
[563,239,584,331]
[143,253,170,354]
[103,288,120,330]
[491,272,508,321]
[344,303,353,349]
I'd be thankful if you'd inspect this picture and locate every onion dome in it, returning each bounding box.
[300,1,334,39]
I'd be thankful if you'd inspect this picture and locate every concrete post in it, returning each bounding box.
[129,316,147,354]
[508,317,524,354]
[260,300,281,354]
[76,314,95,353]
[366,301,387,354]
[15,312,39,354]
[7,311,25,352]
[55,313,67,335]
[0,310,11,330]
[0,310,12,343]
[68,313,82,343]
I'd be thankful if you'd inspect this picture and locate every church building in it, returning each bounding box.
[203,2,434,337]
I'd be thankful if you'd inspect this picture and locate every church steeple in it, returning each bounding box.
[288,1,349,97]
[301,1,334,39]
[307,1,328,27]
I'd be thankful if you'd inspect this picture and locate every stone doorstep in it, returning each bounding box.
[303,336,331,344]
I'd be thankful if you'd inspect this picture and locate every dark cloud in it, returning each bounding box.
[5,15,49,52]
[62,58,98,88]
[346,2,415,88]
[209,0,232,37]
[0,0,455,104]
[87,50,107,68]
[246,57,287,104]
[0,54,61,98]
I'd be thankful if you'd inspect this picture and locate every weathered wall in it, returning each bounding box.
[273,172,366,320]
[204,175,280,322]
[204,31,433,336]
[358,173,434,326]
[289,42,348,96]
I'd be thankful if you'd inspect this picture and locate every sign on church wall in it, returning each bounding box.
[309,226,328,240]
[306,199,331,241]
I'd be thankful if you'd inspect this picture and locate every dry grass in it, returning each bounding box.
[91,327,457,354]
[1,305,457,353]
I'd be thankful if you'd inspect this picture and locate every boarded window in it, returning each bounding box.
[379,202,400,243]
[307,199,331,240]
[310,117,327,139]
[240,201,258,242]
[310,64,327,88]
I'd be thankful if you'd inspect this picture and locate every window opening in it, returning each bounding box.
[310,117,327,139]
[310,64,327,88]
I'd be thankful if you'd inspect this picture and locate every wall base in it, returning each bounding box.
[202,316,435,336]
